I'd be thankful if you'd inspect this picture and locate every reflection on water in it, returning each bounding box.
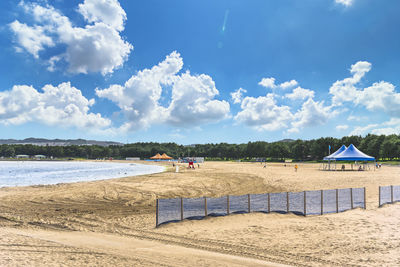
[0,161,164,187]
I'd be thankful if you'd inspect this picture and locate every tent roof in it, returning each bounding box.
[323,145,347,160]
[331,144,375,161]
[160,153,172,159]
[150,153,162,159]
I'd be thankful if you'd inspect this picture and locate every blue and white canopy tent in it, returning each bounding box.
[322,144,375,171]
[334,144,375,161]
[322,145,347,170]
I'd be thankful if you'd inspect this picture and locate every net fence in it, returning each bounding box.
[379,185,400,206]
[156,187,366,226]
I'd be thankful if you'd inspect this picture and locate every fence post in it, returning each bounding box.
[156,198,159,227]
[204,197,207,217]
[379,186,381,207]
[227,195,230,215]
[286,192,289,213]
[304,191,306,216]
[350,188,353,209]
[180,197,184,221]
[391,185,394,203]
[267,193,271,213]
[248,194,251,213]
[364,187,366,209]
[336,189,339,213]
[321,190,323,215]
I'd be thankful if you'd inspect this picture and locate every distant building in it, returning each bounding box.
[126,157,140,161]
[16,155,29,159]
[34,155,46,159]
[181,157,204,163]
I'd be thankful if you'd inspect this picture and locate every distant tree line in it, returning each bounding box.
[0,134,399,161]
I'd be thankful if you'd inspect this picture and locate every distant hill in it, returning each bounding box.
[0,138,123,147]
[277,139,295,143]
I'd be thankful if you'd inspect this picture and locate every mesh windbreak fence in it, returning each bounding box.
[270,192,288,213]
[322,189,337,214]
[158,198,181,225]
[338,188,351,212]
[306,190,322,215]
[183,197,205,220]
[394,186,400,202]
[249,193,269,212]
[380,186,391,206]
[288,192,304,215]
[207,196,228,216]
[229,195,249,214]
[157,187,365,226]
[352,188,365,208]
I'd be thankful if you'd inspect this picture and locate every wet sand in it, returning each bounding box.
[0,161,399,266]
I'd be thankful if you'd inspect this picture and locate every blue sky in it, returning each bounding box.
[1,0,400,144]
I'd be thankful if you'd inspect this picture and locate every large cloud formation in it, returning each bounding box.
[330,61,400,135]
[9,0,132,75]
[96,51,230,131]
[234,77,335,133]
[0,82,111,130]
[234,60,400,135]
[330,61,400,117]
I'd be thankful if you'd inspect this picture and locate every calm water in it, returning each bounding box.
[0,161,164,187]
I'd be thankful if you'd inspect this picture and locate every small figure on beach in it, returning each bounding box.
[341,165,345,171]
[197,164,200,168]
[294,164,298,172]
[188,161,195,169]
[263,163,266,168]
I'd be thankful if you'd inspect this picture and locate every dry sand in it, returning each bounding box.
[0,161,400,266]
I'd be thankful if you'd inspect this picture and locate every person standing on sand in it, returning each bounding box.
[294,164,298,172]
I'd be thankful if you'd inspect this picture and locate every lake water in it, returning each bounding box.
[0,161,165,187]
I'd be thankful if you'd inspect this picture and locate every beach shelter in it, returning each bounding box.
[327,144,375,171]
[333,144,375,161]
[160,153,173,160]
[323,145,347,160]
[322,145,347,170]
[150,153,162,160]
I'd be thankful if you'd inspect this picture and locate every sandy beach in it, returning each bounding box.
[1,161,400,266]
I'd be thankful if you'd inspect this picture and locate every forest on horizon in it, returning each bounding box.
[0,134,399,161]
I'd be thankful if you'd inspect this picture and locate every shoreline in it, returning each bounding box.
[0,160,167,189]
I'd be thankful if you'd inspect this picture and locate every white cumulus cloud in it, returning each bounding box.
[0,82,111,130]
[259,77,299,90]
[349,118,400,136]
[236,77,336,133]
[78,0,127,31]
[350,124,380,136]
[330,61,400,118]
[289,99,337,133]
[234,94,293,131]
[9,20,54,58]
[279,80,298,90]
[336,124,349,131]
[166,72,230,126]
[230,88,247,104]
[96,51,230,131]
[258,77,276,89]
[285,87,315,100]
[9,0,133,75]
[335,0,354,7]
[329,61,371,105]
